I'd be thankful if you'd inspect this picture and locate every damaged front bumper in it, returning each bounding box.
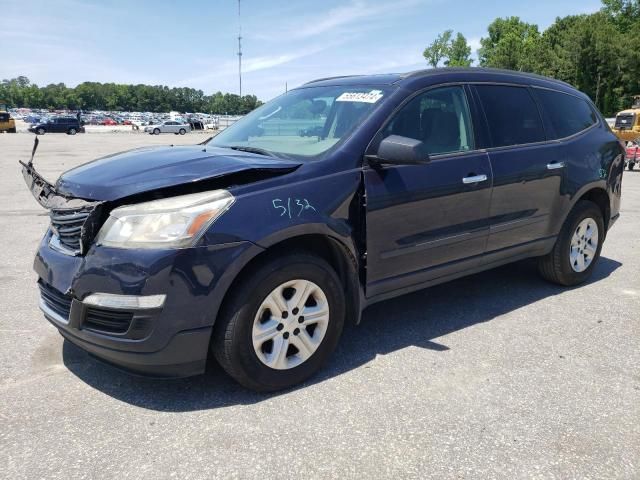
[34,228,256,377]
[21,151,260,377]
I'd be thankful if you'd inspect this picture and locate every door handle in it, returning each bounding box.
[462,174,488,184]
[547,162,565,170]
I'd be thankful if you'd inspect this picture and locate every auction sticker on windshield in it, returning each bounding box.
[336,90,384,103]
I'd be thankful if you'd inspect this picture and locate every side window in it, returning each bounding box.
[383,86,473,155]
[475,85,545,147]
[533,88,597,139]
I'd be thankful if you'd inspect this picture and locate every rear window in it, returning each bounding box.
[475,85,545,147]
[533,88,597,139]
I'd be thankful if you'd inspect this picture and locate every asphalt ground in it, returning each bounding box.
[1,132,638,479]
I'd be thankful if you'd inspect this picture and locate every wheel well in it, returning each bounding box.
[220,235,361,326]
[578,188,610,230]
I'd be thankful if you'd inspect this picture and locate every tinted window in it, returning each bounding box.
[475,85,545,147]
[383,86,473,155]
[533,88,597,139]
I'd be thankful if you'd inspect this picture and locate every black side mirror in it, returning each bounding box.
[373,135,430,165]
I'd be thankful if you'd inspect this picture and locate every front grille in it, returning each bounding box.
[50,209,90,253]
[83,307,133,334]
[615,113,635,130]
[38,282,72,319]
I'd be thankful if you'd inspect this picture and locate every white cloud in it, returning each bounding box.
[277,0,425,39]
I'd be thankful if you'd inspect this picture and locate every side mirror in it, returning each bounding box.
[373,135,430,165]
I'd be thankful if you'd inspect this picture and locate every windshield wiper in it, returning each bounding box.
[226,145,276,157]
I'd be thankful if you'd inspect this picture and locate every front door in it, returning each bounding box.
[364,85,493,298]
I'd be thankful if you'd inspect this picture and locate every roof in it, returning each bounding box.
[302,67,576,93]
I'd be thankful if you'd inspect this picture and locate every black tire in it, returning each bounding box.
[9,127,16,133]
[179,128,186,135]
[629,162,636,171]
[68,128,77,135]
[212,253,345,391]
[153,128,160,135]
[37,128,45,135]
[538,200,605,286]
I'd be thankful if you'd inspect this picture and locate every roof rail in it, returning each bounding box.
[303,75,362,85]
[399,67,574,88]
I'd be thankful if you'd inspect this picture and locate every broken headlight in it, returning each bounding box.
[95,190,235,249]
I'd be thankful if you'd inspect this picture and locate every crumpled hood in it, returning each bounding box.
[55,145,301,201]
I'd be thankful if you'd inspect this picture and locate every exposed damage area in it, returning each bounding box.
[20,137,301,255]
[20,138,104,255]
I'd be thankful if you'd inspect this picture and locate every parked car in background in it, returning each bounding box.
[626,140,639,170]
[144,121,190,135]
[22,68,623,391]
[28,117,84,135]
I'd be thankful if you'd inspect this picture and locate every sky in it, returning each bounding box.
[2,0,602,102]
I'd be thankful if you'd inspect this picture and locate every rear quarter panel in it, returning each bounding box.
[557,125,624,232]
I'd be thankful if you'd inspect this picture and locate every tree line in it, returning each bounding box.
[422,0,640,116]
[0,77,263,114]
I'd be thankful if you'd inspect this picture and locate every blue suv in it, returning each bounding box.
[22,68,624,391]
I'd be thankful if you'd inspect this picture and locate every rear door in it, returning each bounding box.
[472,84,565,253]
[364,85,493,298]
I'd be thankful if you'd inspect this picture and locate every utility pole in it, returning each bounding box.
[237,0,242,98]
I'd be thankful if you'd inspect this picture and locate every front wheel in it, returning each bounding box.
[68,128,77,135]
[36,128,45,135]
[212,253,345,391]
[153,128,160,135]
[538,200,605,286]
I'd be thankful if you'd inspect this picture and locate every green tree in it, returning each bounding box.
[423,30,453,67]
[478,17,541,71]
[446,33,473,67]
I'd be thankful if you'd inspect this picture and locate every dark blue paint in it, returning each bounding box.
[56,145,301,201]
[33,68,625,376]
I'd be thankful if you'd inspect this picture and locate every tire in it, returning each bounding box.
[212,253,345,391]
[9,127,16,133]
[153,128,160,135]
[68,128,77,135]
[179,128,186,135]
[37,128,45,135]
[629,162,636,171]
[538,200,605,286]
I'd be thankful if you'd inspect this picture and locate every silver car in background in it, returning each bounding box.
[144,121,191,135]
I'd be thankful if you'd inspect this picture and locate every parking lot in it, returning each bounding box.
[1,132,638,479]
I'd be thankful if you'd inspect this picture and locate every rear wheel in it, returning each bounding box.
[212,253,345,391]
[179,128,186,135]
[538,200,604,286]
[68,128,77,135]
[9,127,16,133]
[629,162,636,171]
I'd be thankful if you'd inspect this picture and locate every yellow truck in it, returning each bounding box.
[612,95,640,142]
[0,100,17,133]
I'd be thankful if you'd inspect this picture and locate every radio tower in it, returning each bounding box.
[237,0,243,97]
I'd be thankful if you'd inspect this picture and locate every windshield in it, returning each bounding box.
[208,85,391,159]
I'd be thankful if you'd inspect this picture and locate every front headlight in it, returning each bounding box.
[95,190,235,249]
